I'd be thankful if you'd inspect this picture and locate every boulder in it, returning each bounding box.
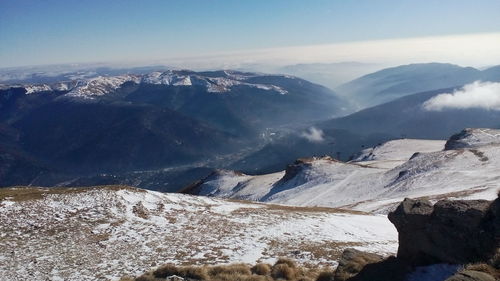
[345,256,412,281]
[388,196,499,265]
[334,248,384,281]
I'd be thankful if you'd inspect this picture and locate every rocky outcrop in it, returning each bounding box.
[334,248,384,281]
[445,128,500,150]
[343,256,412,281]
[279,156,336,183]
[388,196,499,265]
[339,196,499,281]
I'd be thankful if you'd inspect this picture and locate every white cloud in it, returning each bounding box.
[301,127,325,143]
[423,81,500,111]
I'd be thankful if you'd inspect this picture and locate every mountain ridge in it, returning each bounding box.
[183,128,500,213]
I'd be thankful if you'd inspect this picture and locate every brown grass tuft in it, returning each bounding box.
[208,264,252,277]
[271,263,297,280]
[153,264,209,280]
[153,264,178,278]
[315,271,335,281]
[128,259,333,281]
[251,263,272,276]
[274,258,297,269]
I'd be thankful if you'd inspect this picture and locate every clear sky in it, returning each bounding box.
[1,0,500,68]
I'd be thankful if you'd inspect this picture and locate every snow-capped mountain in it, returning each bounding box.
[0,70,349,190]
[12,70,291,99]
[184,128,500,213]
[0,186,397,281]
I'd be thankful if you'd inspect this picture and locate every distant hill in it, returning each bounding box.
[321,87,500,139]
[336,63,500,108]
[275,62,384,89]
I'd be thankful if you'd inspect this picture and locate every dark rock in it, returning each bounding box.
[346,256,412,281]
[334,248,384,281]
[388,197,499,265]
[445,129,475,150]
[444,270,496,281]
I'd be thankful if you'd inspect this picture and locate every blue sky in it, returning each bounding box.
[1,0,500,67]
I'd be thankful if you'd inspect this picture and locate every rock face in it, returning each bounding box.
[388,196,499,265]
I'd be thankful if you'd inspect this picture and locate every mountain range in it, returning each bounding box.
[1,62,499,192]
[0,70,347,190]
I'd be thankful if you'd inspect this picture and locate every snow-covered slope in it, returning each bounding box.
[188,129,500,213]
[65,75,141,98]
[0,186,397,281]
[444,128,500,150]
[10,70,289,98]
[352,138,446,169]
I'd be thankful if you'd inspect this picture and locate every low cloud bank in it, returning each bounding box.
[301,127,325,142]
[423,81,500,111]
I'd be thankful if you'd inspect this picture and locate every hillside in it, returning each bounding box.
[0,186,397,281]
[320,86,500,140]
[184,129,500,213]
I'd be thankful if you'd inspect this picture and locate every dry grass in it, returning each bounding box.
[263,203,366,215]
[315,271,335,281]
[261,239,364,266]
[131,259,334,281]
[275,258,297,269]
[153,264,209,280]
[225,198,366,215]
[208,264,252,277]
[251,263,272,276]
[463,263,500,279]
[0,185,140,202]
[271,264,296,280]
